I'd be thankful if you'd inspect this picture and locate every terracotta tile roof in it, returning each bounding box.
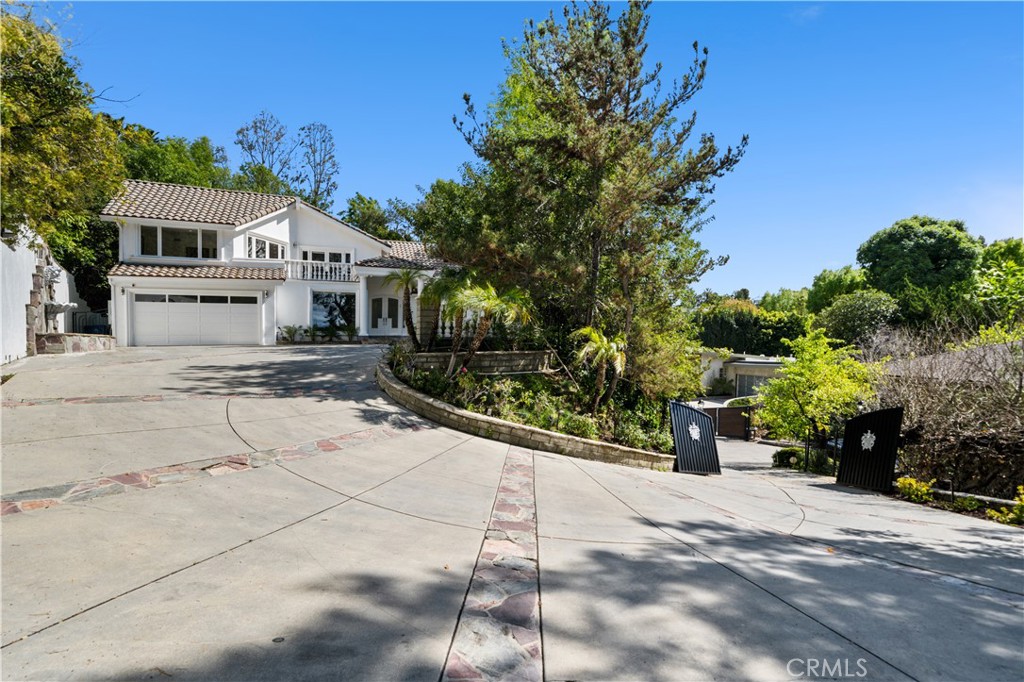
[101,180,296,226]
[109,263,286,280]
[356,241,447,269]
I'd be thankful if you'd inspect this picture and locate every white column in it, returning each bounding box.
[414,277,426,337]
[358,274,369,337]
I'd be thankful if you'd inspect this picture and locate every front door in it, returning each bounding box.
[370,296,401,334]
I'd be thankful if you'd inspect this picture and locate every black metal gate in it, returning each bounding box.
[836,407,904,492]
[669,401,722,475]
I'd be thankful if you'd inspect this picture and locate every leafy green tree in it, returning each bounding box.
[813,290,899,346]
[1,5,124,246]
[755,329,877,442]
[382,268,425,350]
[759,288,809,315]
[111,118,233,188]
[452,284,533,374]
[454,0,745,333]
[698,302,805,356]
[980,237,1024,270]
[699,305,761,353]
[758,310,810,356]
[974,238,1024,324]
[232,163,293,195]
[807,266,867,313]
[343,193,410,240]
[572,326,627,413]
[856,216,983,313]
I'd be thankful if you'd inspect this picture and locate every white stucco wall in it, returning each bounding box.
[2,242,38,364]
[291,205,387,263]
[275,280,359,331]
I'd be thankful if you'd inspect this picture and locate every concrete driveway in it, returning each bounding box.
[2,346,1021,681]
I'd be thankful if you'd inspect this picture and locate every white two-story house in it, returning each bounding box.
[103,180,442,346]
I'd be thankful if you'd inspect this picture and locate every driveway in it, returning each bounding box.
[1,347,1021,681]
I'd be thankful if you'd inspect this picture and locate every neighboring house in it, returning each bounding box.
[103,180,443,346]
[701,350,788,397]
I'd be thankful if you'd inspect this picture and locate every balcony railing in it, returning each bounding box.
[285,260,354,282]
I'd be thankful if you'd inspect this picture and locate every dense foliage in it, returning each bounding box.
[856,215,983,321]
[1,5,124,247]
[697,302,807,356]
[866,321,1024,499]
[806,266,867,314]
[754,329,877,442]
[813,289,899,346]
[408,1,745,412]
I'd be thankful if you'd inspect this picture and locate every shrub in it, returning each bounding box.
[986,486,1024,525]
[866,321,1024,499]
[772,446,834,474]
[386,339,416,376]
[772,447,803,468]
[407,369,449,398]
[278,325,304,343]
[896,476,935,503]
[952,496,983,513]
[648,429,674,454]
[614,420,648,450]
[707,377,734,396]
[560,413,600,440]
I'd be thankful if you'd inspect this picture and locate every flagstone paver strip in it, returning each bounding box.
[0,418,432,515]
[1,385,379,409]
[443,445,542,681]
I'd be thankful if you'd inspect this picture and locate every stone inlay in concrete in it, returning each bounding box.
[443,445,542,681]
[1,419,430,515]
[1,385,379,409]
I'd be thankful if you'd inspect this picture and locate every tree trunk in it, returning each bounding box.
[592,360,607,414]
[584,228,603,327]
[403,286,420,350]
[425,307,440,352]
[460,315,493,372]
[446,311,465,377]
[603,301,632,406]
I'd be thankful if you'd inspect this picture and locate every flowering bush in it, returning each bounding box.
[896,476,935,504]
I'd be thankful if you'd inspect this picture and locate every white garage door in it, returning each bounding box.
[132,293,261,346]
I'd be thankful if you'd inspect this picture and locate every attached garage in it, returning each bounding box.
[132,292,262,346]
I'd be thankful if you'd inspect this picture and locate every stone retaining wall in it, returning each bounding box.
[410,350,552,374]
[36,333,116,355]
[377,361,674,470]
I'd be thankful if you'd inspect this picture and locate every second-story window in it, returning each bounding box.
[248,235,286,259]
[140,225,218,258]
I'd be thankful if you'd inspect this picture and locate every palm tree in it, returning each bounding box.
[420,268,468,352]
[451,284,533,376]
[572,326,627,414]
[382,268,425,350]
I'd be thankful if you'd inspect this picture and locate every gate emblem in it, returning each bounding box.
[861,430,876,451]
[688,423,701,441]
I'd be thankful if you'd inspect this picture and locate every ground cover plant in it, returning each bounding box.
[388,340,677,454]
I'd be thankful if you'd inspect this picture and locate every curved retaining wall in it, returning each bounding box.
[376,361,674,470]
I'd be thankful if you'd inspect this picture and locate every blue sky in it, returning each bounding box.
[52,1,1023,297]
